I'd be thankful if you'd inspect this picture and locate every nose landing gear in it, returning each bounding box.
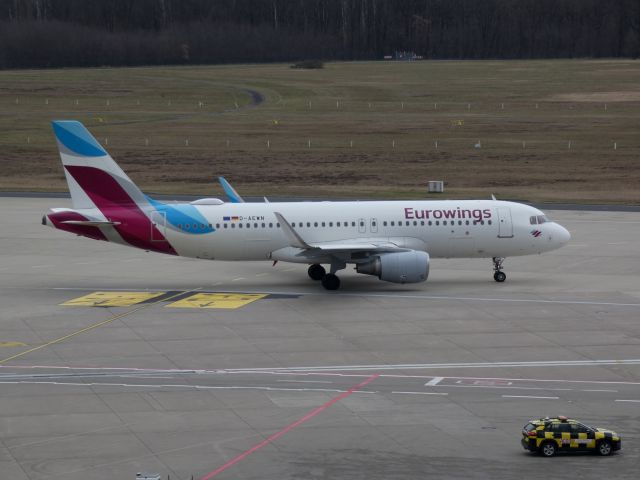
[492,257,506,282]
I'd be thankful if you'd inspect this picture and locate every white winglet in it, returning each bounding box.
[274,212,312,249]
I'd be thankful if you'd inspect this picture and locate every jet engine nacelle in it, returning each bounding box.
[356,251,430,284]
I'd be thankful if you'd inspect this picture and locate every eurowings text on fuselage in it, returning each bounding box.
[43,121,571,290]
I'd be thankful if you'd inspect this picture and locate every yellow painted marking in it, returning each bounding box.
[61,291,166,307]
[167,293,267,309]
[0,288,201,366]
[0,342,27,348]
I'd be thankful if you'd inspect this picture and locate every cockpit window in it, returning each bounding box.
[530,215,550,225]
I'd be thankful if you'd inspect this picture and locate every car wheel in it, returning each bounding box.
[540,441,557,457]
[597,440,613,456]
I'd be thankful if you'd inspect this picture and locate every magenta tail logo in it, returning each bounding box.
[531,230,542,237]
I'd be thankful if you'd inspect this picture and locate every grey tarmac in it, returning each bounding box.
[0,197,639,480]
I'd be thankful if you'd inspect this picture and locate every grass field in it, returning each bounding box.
[0,60,639,203]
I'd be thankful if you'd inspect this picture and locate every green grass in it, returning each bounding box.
[1,60,639,203]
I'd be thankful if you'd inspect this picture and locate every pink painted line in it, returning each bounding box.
[199,373,380,480]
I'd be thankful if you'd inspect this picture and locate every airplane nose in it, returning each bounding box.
[557,224,571,245]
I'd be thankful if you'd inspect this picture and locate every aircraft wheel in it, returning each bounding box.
[308,264,326,281]
[494,271,506,282]
[321,273,341,290]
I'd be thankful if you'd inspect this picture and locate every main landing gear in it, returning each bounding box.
[308,263,344,290]
[307,264,326,281]
[492,257,506,282]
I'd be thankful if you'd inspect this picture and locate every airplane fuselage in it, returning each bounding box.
[47,199,569,262]
[44,120,571,289]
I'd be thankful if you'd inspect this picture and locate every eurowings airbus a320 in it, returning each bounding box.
[43,121,571,290]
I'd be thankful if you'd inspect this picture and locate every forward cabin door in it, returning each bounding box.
[370,218,378,233]
[497,207,514,238]
[358,218,366,234]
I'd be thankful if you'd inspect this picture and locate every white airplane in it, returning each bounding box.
[43,121,570,290]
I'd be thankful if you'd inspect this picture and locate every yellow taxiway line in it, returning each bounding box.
[0,288,201,366]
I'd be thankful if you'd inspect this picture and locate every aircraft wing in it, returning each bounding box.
[274,212,410,254]
[307,240,407,252]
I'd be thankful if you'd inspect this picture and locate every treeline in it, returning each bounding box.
[1,0,639,68]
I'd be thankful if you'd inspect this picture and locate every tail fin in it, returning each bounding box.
[52,120,147,210]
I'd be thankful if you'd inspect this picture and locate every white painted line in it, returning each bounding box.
[393,391,448,396]
[435,384,572,392]
[0,380,353,394]
[425,377,445,386]
[614,399,640,403]
[8,361,640,384]
[231,277,246,282]
[378,373,640,386]
[277,379,333,384]
[502,395,559,400]
[31,264,53,268]
[255,273,270,277]
[583,389,618,393]
[223,358,640,373]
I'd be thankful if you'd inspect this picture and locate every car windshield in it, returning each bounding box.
[523,423,537,432]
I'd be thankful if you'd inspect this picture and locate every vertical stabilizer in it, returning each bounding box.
[52,120,148,210]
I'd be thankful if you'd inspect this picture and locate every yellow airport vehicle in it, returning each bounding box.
[521,416,622,457]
